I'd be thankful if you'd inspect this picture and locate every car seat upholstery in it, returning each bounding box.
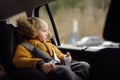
[0,21,18,73]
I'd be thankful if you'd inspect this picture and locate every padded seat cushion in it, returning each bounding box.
[0,21,18,73]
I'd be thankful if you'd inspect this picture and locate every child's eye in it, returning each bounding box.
[43,30,46,32]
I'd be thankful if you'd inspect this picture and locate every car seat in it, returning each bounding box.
[0,21,18,73]
[0,20,58,80]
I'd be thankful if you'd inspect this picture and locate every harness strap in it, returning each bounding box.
[21,42,52,62]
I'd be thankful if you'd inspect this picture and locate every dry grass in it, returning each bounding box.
[52,6,108,44]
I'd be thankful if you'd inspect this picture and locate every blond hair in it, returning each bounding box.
[17,17,51,41]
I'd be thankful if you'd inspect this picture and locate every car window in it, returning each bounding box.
[47,0,111,47]
[7,12,27,27]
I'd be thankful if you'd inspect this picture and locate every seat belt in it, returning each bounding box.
[21,42,52,62]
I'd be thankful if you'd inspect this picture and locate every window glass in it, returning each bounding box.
[7,12,27,27]
[48,0,111,47]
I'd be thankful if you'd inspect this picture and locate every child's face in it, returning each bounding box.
[37,26,48,41]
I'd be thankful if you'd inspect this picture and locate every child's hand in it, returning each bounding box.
[65,52,72,62]
[41,62,56,74]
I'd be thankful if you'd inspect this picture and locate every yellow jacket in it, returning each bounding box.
[13,39,65,69]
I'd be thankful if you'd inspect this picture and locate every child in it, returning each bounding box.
[13,17,90,80]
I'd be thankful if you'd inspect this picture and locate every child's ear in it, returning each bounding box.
[47,31,52,39]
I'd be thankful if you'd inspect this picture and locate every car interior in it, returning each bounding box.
[0,0,120,80]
